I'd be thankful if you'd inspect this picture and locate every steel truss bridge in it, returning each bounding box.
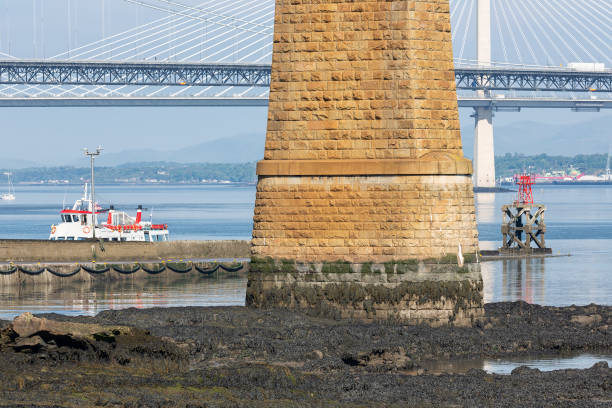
[0,61,271,88]
[0,60,610,108]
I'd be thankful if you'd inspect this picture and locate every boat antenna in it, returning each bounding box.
[606,143,611,181]
[83,146,103,239]
[62,185,68,209]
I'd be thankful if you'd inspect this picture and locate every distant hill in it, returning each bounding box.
[461,115,612,158]
[95,134,265,167]
[0,157,41,169]
[2,162,257,184]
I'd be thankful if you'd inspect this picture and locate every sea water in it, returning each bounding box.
[0,184,610,317]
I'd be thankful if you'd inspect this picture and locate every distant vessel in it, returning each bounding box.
[49,147,169,241]
[0,172,15,201]
[49,184,169,242]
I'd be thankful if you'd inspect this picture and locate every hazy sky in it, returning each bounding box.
[0,0,610,165]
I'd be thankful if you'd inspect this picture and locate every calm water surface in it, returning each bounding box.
[0,184,255,241]
[0,184,610,317]
[423,353,612,375]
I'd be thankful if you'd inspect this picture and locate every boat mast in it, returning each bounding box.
[83,146,103,239]
[606,144,611,181]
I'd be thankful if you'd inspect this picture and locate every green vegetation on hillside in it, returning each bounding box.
[3,154,609,184]
[496,153,609,177]
[0,162,257,184]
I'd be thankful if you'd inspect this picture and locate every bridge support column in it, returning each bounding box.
[247,0,483,326]
[473,107,496,188]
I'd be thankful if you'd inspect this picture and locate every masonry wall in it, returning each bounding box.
[253,175,478,262]
[252,0,479,263]
[249,0,482,324]
[264,0,463,161]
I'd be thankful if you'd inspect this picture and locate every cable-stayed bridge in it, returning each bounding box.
[0,0,611,186]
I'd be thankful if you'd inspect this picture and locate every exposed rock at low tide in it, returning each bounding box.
[0,302,610,407]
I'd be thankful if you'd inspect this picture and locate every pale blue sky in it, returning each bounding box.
[0,0,610,164]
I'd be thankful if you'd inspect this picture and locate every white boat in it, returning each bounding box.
[49,184,169,242]
[0,172,15,201]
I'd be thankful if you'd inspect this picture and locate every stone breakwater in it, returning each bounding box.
[0,302,609,407]
[0,239,250,262]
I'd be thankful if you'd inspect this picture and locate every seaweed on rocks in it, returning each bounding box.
[0,303,609,407]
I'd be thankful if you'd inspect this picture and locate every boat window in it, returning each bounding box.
[67,237,74,240]
[81,215,87,225]
[62,214,71,222]
[72,215,79,222]
[144,231,150,242]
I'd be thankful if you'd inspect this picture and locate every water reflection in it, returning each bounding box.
[500,258,546,304]
[0,274,247,320]
[422,353,612,375]
[482,239,611,306]
[476,192,497,224]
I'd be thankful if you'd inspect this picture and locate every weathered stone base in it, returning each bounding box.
[247,259,483,327]
[252,174,479,262]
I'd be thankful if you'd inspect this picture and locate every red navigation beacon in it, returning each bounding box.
[515,174,535,205]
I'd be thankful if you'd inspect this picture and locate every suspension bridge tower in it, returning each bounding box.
[473,0,496,189]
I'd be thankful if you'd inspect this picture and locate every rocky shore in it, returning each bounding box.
[0,302,610,407]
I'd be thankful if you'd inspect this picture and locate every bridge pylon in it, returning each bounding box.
[473,0,496,189]
[247,0,483,326]
[473,106,496,188]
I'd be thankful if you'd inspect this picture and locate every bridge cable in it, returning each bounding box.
[158,1,273,62]
[149,0,272,32]
[51,0,214,59]
[74,0,238,60]
[185,9,274,62]
[513,0,556,66]
[112,0,266,61]
[531,0,583,63]
[540,0,599,63]
[553,0,612,65]
[145,0,272,61]
[20,0,240,98]
[451,0,470,43]
[567,1,612,53]
[505,0,540,65]
[458,0,474,62]
[491,0,509,63]
[122,0,272,36]
[497,0,524,64]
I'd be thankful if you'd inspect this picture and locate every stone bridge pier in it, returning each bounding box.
[247,0,483,326]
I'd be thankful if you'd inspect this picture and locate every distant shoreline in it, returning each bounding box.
[12,181,256,187]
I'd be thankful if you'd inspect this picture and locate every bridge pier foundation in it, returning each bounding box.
[473,106,496,189]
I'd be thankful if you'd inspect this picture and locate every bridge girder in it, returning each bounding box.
[455,68,612,93]
[0,61,611,94]
[0,60,272,88]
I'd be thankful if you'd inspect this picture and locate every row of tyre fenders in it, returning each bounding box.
[0,262,244,277]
